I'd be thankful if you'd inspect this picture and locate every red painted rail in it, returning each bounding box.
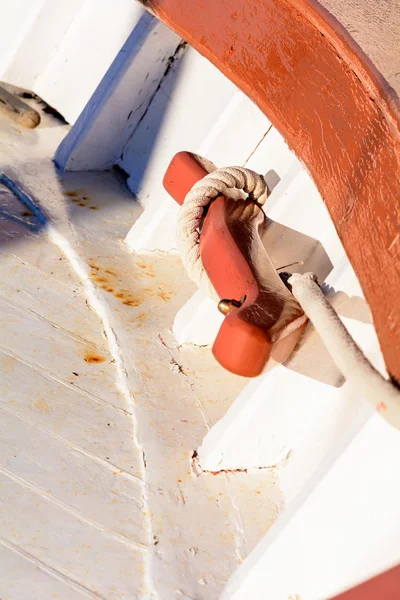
[330,563,400,599]
[164,151,306,377]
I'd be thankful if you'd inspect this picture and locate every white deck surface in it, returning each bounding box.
[1,60,397,599]
[0,101,283,599]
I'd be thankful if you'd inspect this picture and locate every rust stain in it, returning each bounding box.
[89,261,144,306]
[64,189,99,210]
[35,398,51,414]
[84,351,107,364]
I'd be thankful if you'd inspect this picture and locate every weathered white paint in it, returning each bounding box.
[0,0,153,125]
[123,46,271,252]
[222,411,400,600]
[4,26,397,597]
[197,261,381,499]
[173,289,224,347]
[196,138,381,477]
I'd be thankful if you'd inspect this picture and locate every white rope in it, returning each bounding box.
[289,273,400,431]
[177,166,269,298]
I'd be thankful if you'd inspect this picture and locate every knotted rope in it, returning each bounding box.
[176,165,400,431]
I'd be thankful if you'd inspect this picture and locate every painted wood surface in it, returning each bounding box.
[0,0,149,125]
[0,94,283,600]
[122,43,271,253]
[222,411,400,599]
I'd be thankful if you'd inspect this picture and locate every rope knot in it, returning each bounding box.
[177,166,269,297]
